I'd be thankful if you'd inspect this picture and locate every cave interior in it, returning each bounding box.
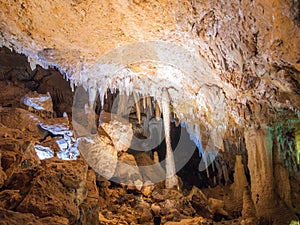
[0,0,300,225]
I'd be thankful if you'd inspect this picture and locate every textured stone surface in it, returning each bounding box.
[0,0,299,138]
[0,209,69,225]
[164,217,210,225]
[0,1,300,224]
[0,107,47,139]
[113,152,143,190]
[231,155,248,201]
[17,159,89,222]
[244,125,274,216]
[99,111,133,152]
[22,91,53,112]
[0,92,100,224]
[77,134,118,180]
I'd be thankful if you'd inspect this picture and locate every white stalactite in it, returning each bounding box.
[88,87,97,108]
[161,88,178,189]
[155,100,161,121]
[143,96,147,110]
[147,96,153,116]
[87,87,97,133]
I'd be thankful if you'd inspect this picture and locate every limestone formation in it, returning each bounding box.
[231,155,248,201]
[161,88,179,189]
[0,0,299,145]
[245,125,274,216]
[0,0,300,224]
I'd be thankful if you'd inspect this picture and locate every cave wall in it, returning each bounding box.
[273,122,300,212]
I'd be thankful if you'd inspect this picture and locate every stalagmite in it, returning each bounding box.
[155,100,161,121]
[133,93,141,124]
[231,155,248,200]
[161,88,178,189]
[242,186,257,224]
[245,125,274,217]
[153,151,159,163]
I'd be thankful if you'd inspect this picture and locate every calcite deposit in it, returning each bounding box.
[0,0,300,224]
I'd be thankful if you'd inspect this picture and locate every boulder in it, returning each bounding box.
[135,201,153,224]
[17,159,89,224]
[78,135,118,180]
[113,152,143,190]
[0,107,47,139]
[22,91,53,113]
[99,111,133,152]
[207,198,228,217]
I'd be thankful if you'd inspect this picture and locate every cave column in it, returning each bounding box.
[161,88,178,189]
[244,124,274,216]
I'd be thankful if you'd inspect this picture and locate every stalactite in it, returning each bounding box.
[143,107,151,137]
[133,93,141,124]
[88,87,97,108]
[147,96,153,116]
[116,94,129,117]
[205,153,209,178]
[155,100,161,121]
[143,96,147,110]
[87,87,97,133]
[161,88,178,189]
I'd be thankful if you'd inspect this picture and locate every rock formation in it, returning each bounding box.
[0,0,300,224]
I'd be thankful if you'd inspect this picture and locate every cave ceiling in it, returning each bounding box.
[0,0,300,145]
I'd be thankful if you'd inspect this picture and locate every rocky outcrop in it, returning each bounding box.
[37,70,74,116]
[17,159,88,222]
[0,82,100,224]
[0,150,100,224]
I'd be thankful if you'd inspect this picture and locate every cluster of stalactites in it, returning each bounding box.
[86,85,179,188]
